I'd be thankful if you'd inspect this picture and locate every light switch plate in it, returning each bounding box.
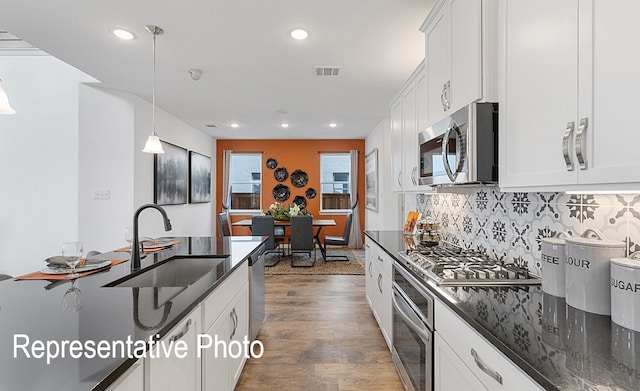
[93,189,110,200]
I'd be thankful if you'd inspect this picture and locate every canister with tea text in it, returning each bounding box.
[565,228,625,315]
[611,252,640,332]
[541,232,570,297]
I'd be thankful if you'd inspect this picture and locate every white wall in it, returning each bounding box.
[132,95,215,240]
[0,56,96,277]
[365,118,401,231]
[78,86,135,253]
[79,88,216,253]
[0,56,215,277]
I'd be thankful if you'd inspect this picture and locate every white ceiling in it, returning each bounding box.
[0,0,434,139]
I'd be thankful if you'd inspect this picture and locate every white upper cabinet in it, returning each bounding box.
[391,61,433,192]
[499,0,640,191]
[390,98,404,192]
[422,0,496,128]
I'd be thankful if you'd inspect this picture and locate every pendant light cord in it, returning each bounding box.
[152,31,157,136]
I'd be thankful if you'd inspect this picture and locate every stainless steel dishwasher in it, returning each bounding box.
[249,243,266,340]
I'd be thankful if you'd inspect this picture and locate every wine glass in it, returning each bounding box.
[62,241,83,279]
[62,280,83,312]
[124,226,134,252]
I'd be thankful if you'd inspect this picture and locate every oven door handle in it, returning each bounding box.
[392,289,431,343]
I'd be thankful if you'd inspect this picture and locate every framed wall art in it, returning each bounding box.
[365,148,378,212]
[154,141,188,205]
[189,151,211,203]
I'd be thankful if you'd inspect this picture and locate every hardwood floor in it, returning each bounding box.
[235,274,405,391]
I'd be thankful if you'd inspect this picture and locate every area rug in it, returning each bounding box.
[264,246,365,275]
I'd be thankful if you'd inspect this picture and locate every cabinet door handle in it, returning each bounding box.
[471,348,503,385]
[411,166,417,185]
[229,308,238,340]
[169,319,192,343]
[562,121,575,171]
[445,81,451,110]
[397,170,402,187]
[377,273,383,294]
[377,255,384,263]
[368,261,373,277]
[440,83,446,109]
[575,118,588,170]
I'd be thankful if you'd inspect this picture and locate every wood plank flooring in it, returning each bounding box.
[235,275,405,391]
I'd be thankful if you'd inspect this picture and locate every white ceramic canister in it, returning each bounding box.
[611,252,640,331]
[541,232,571,297]
[565,228,625,315]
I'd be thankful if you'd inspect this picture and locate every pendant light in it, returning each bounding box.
[0,79,16,114]
[142,25,165,154]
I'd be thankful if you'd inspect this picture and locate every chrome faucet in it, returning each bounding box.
[131,203,172,271]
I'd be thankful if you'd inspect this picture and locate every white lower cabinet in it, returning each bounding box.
[201,262,250,391]
[147,306,201,391]
[365,239,393,349]
[434,333,487,391]
[106,360,144,391]
[434,299,543,391]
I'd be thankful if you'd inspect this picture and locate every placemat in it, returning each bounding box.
[15,259,128,281]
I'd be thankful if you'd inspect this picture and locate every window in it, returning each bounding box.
[229,153,262,211]
[320,153,351,212]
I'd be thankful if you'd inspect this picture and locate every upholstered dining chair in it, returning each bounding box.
[217,212,232,236]
[290,215,316,267]
[251,215,285,256]
[323,213,353,261]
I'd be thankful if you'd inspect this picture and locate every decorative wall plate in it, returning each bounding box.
[274,167,289,182]
[305,188,317,199]
[293,195,307,209]
[290,169,308,187]
[266,158,278,170]
[272,184,290,202]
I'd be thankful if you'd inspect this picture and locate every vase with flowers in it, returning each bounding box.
[264,202,312,220]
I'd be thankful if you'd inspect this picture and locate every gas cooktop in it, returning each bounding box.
[397,242,541,286]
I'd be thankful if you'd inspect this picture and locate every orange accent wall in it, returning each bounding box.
[216,139,365,242]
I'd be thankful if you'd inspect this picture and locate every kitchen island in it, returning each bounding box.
[365,230,640,391]
[0,236,265,391]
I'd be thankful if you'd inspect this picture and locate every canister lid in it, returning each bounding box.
[541,232,571,246]
[565,228,626,248]
[566,236,625,248]
[541,237,567,246]
[611,252,640,269]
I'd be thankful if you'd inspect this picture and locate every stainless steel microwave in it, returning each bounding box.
[418,102,498,186]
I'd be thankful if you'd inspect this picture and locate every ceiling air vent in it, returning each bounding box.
[204,124,217,128]
[313,66,341,76]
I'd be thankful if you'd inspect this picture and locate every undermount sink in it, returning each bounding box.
[104,256,229,288]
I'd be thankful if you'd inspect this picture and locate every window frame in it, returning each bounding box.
[319,152,352,214]
[228,152,263,214]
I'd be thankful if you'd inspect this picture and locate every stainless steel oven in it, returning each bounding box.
[392,261,434,391]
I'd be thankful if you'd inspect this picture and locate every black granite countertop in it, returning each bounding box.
[0,236,265,391]
[365,230,640,391]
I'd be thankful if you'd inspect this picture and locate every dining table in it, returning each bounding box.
[232,218,336,259]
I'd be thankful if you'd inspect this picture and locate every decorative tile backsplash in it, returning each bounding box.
[414,187,640,275]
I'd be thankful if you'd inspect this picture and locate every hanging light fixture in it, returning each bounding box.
[0,79,16,114]
[142,25,165,154]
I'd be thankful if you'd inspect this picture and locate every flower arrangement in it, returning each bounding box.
[263,202,312,220]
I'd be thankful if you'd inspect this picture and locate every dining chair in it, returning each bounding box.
[251,215,285,256]
[323,213,353,261]
[217,211,232,236]
[290,215,316,267]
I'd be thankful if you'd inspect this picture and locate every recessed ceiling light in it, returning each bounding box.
[111,28,135,40]
[329,123,338,128]
[230,123,240,128]
[290,29,309,40]
[280,123,289,128]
